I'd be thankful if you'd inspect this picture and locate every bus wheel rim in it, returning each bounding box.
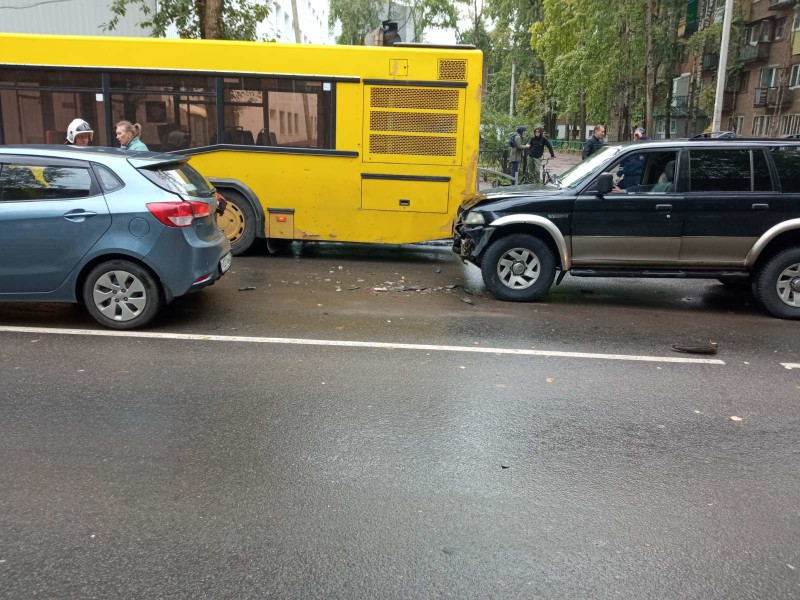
[218,203,245,244]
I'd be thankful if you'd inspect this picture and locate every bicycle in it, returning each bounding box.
[541,157,556,185]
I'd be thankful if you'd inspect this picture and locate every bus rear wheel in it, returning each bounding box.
[217,189,256,256]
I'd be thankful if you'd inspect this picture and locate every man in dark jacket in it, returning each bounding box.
[582,124,605,159]
[617,127,650,190]
[509,126,529,184]
[527,126,555,183]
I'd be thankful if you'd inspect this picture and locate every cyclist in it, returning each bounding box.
[526,126,555,184]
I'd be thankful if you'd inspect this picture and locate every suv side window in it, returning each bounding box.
[768,146,800,192]
[606,150,678,193]
[689,149,751,192]
[0,163,93,201]
[752,149,773,192]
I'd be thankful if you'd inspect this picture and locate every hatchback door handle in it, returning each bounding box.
[63,210,98,221]
[752,203,769,211]
[655,204,672,211]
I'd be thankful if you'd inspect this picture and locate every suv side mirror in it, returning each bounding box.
[596,173,613,196]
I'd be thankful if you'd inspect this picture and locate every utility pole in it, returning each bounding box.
[712,0,735,132]
[509,61,516,117]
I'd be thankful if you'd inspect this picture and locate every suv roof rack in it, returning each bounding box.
[690,131,737,140]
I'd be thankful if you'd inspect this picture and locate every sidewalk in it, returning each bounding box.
[477,150,583,191]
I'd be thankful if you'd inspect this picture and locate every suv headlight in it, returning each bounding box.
[464,211,485,225]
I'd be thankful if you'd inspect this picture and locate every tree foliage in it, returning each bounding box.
[328,0,382,45]
[105,0,269,40]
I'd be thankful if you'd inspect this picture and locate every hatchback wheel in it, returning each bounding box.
[754,247,800,319]
[82,260,163,329]
[480,233,557,302]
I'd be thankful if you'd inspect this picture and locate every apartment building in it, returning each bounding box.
[657,0,800,139]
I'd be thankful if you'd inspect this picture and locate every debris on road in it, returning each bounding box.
[730,416,742,421]
[460,296,474,305]
[671,342,718,355]
[238,286,256,291]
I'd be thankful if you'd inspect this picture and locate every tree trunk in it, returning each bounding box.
[579,85,586,141]
[203,0,224,40]
[644,0,656,135]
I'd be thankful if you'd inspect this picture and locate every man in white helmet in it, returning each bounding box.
[65,118,93,146]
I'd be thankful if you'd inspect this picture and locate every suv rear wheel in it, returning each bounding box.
[754,247,800,319]
[481,233,557,302]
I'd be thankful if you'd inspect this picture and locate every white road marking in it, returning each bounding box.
[0,325,726,365]
[780,363,800,370]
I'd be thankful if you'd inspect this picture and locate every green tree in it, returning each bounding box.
[328,0,382,45]
[105,0,269,40]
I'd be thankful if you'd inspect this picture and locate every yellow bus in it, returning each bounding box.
[0,33,482,255]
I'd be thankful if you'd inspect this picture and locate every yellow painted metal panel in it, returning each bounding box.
[268,212,294,239]
[362,178,449,213]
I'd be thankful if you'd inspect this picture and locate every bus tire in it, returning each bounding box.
[480,233,556,302]
[217,188,256,256]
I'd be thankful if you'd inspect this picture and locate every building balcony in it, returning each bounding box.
[754,87,793,108]
[702,53,719,70]
[739,41,771,62]
[768,0,794,11]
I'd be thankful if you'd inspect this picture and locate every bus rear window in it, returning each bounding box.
[138,162,214,197]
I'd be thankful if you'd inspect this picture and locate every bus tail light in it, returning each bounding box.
[147,201,210,227]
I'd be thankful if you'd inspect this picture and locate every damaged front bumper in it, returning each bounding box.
[452,219,495,264]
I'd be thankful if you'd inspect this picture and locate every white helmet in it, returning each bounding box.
[66,119,93,144]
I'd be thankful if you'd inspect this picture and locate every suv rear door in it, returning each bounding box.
[680,147,776,265]
[0,155,111,294]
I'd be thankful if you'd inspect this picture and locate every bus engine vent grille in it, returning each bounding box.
[370,87,459,111]
[369,134,457,156]
[370,111,458,134]
[438,59,467,81]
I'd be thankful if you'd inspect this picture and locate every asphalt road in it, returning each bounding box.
[1,242,798,599]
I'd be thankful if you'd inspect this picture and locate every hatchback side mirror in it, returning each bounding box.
[596,173,613,196]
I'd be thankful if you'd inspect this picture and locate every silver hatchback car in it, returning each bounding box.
[0,146,231,329]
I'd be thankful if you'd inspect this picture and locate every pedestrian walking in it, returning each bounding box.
[116,121,148,152]
[582,124,605,160]
[527,126,555,183]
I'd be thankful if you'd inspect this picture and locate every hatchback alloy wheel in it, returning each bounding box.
[92,270,147,322]
[82,259,164,329]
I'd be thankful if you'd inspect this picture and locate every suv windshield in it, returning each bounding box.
[559,145,623,189]
[138,162,214,197]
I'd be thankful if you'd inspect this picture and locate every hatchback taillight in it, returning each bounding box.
[147,201,210,227]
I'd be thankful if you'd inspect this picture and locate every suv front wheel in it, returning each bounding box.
[754,247,800,319]
[481,233,557,302]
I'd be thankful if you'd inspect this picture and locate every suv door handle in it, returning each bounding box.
[752,203,769,211]
[655,204,672,211]
[63,210,98,221]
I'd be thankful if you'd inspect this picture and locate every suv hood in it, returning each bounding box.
[460,184,568,211]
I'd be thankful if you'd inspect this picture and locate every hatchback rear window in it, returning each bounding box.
[138,162,214,197]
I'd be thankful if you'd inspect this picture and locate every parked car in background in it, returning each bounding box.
[454,137,800,319]
[0,146,231,329]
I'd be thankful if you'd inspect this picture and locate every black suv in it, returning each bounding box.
[454,138,800,319]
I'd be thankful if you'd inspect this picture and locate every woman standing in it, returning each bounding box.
[115,121,148,152]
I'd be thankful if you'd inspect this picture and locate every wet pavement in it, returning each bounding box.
[1,243,799,599]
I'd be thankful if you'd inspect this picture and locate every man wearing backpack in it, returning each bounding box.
[509,126,529,184]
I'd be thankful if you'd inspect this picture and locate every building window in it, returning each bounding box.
[780,114,800,136]
[752,115,772,136]
[760,67,777,88]
[775,17,786,40]
[759,19,774,42]
[729,115,744,133]
[791,65,800,88]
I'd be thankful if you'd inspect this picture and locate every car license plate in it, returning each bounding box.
[220,252,232,274]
